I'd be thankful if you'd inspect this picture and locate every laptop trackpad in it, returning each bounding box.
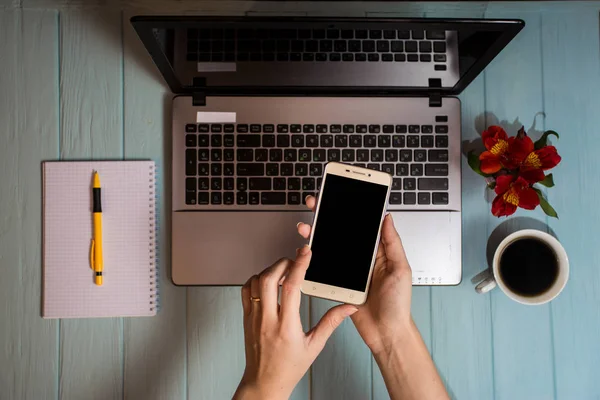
[172,212,313,285]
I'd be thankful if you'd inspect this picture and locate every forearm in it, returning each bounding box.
[373,320,449,400]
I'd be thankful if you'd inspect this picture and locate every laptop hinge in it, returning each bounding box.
[428,78,442,108]
[192,77,207,106]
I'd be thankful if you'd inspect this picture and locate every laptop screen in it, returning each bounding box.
[132,17,523,95]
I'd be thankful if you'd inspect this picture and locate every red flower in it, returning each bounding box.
[491,175,540,217]
[479,126,510,174]
[507,134,562,183]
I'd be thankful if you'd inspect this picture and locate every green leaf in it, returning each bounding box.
[467,151,490,177]
[538,174,555,188]
[533,188,559,218]
[534,130,559,150]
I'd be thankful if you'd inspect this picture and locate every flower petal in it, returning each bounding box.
[482,126,508,150]
[517,186,541,210]
[494,174,514,195]
[479,151,503,174]
[535,146,562,170]
[507,135,535,165]
[520,168,546,184]
[492,194,517,217]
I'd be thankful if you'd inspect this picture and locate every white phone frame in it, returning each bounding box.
[301,162,392,305]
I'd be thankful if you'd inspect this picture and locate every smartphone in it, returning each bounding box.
[301,162,392,305]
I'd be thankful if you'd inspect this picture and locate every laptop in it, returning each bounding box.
[131,16,524,286]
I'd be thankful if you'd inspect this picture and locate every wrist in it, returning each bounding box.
[234,378,291,400]
[370,318,418,361]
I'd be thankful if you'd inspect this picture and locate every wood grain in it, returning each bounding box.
[122,10,187,400]
[0,10,59,400]
[541,11,600,399]
[58,10,125,400]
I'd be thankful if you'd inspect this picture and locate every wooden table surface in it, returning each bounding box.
[1,1,600,399]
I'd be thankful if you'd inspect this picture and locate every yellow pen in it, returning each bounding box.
[90,171,104,285]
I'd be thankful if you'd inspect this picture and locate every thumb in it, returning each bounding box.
[381,214,410,269]
[308,305,358,351]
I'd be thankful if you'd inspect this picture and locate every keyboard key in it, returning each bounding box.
[313,149,326,162]
[294,163,308,176]
[317,178,323,190]
[394,53,406,62]
[277,124,289,133]
[434,54,447,62]
[269,149,283,162]
[434,41,446,53]
[368,53,380,62]
[330,125,342,134]
[400,150,412,162]
[378,135,391,147]
[349,135,362,147]
[377,40,390,52]
[418,178,449,190]
[185,178,196,204]
[284,149,297,162]
[356,125,368,134]
[307,135,319,147]
[263,124,275,133]
[363,40,375,52]
[371,149,383,162]
[198,134,209,147]
[316,124,328,133]
[211,163,222,176]
[237,163,264,176]
[262,135,275,147]
[370,30,382,39]
[223,192,234,205]
[186,134,197,147]
[367,163,380,171]
[333,40,346,52]
[419,41,432,53]
[418,192,430,205]
[211,149,222,161]
[211,135,222,147]
[414,150,427,162]
[409,125,420,134]
[435,125,449,134]
[404,178,416,190]
[422,135,434,148]
[277,135,290,147]
[390,192,402,204]
[237,178,248,191]
[410,164,423,176]
[420,54,432,62]
[412,30,424,40]
[395,125,407,134]
[186,149,197,175]
[365,135,377,147]
[255,149,268,162]
[382,125,394,134]
[249,178,271,191]
[288,192,301,205]
[237,149,253,161]
[404,192,416,205]
[425,164,449,176]
[429,150,448,162]
[266,163,279,176]
[355,30,368,39]
[385,149,398,162]
[186,124,197,133]
[320,135,333,147]
[224,178,234,191]
[407,136,419,148]
[343,53,354,62]
[198,163,209,176]
[288,178,301,190]
[298,149,311,162]
[316,53,327,61]
[328,149,340,162]
[198,192,209,205]
[383,30,396,39]
[211,178,222,191]
[392,135,405,148]
[382,164,394,175]
[211,124,222,133]
[320,40,333,52]
[292,135,304,147]
[341,30,353,39]
[357,149,369,162]
[302,178,315,191]
[198,148,210,161]
[223,135,235,147]
[199,124,210,133]
[349,40,361,52]
[405,41,417,52]
[396,163,409,176]
[237,135,261,147]
[274,178,286,191]
[237,191,248,205]
[211,192,222,205]
[291,124,301,133]
[198,178,209,191]
[421,125,433,134]
[407,54,418,62]
[249,192,260,205]
[342,149,355,162]
[432,192,449,205]
[224,163,234,176]
[435,136,449,148]
[392,178,402,190]
[281,163,294,176]
[335,135,348,147]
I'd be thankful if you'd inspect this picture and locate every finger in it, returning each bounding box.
[305,195,317,211]
[241,277,252,317]
[258,258,292,320]
[297,222,312,239]
[381,214,410,271]
[280,245,312,316]
[249,275,262,329]
[307,304,358,351]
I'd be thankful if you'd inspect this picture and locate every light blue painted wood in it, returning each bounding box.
[541,11,600,399]
[122,11,188,400]
[0,10,60,400]
[57,10,125,400]
[482,9,555,399]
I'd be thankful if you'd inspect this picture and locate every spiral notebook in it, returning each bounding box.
[42,161,158,318]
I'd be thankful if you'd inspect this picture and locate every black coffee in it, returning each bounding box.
[499,238,558,297]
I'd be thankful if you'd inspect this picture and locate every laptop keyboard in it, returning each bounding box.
[184,120,450,207]
[186,28,448,68]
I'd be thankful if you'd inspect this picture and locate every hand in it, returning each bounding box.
[234,247,359,400]
[297,196,413,357]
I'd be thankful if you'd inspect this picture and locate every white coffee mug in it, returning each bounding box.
[475,229,569,305]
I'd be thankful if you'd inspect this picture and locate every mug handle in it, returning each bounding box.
[475,276,497,294]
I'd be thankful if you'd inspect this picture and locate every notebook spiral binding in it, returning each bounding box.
[149,164,160,313]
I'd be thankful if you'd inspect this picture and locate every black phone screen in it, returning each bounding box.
[305,174,389,292]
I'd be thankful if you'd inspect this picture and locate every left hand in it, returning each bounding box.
[234,246,359,400]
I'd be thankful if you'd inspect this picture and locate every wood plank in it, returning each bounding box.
[311,298,371,400]
[482,8,555,400]
[0,10,59,400]
[541,11,600,399]
[121,11,187,400]
[58,10,125,400]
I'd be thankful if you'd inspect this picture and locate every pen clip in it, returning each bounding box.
[90,240,95,270]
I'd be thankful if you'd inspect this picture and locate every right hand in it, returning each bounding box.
[297,196,414,356]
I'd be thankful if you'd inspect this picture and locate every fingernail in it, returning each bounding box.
[296,222,302,228]
[345,307,359,316]
[299,244,310,255]
[305,195,311,203]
